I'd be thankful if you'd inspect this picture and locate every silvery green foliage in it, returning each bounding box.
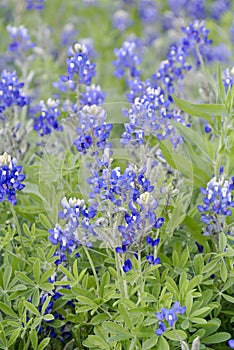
[181,337,200,350]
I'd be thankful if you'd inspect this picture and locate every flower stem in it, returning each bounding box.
[9,203,28,257]
[83,244,100,296]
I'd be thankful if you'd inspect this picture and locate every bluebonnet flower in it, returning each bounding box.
[7,25,34,54]
[146,236,160,247]
[181,21,213,67]
[146,255,160,265]
[210,0,230,20]
[0,70,29,115]
[204,122,212,133]
[167,0,206,19]
[25,0,45,10]
[54,43,96,95]
[198,175,234,236]
[33,98,61,136]
[113,39,142,78]
[138,0,157,24]
[48,196,98,262]
[123,259,132,272]
[198,176,234,217]
[155,302,186,336]
[60,24,78,47]
[73,105,112,154]
[121,77,185,148]
[112,10,133,32]
[0,152,25,205]
[65,43,96,84]
[228,339,234,349]
[80,84,106,106]
[222,67,234,90]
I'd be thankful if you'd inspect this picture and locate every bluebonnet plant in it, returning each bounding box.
[112,10,133,32]
[167,0,206,19]
[33,98,61,136]
[80,84,106,106]
[122,259,132,272]
[7,25,34,55]
[138,0,157,24]
[49,196,99,263]
[198,175,234,236]
[210,0,231,21]
[25,0,45,10]
[228,339,234,349]
[155,302,186,336]
[0,152,25,205]
[0,70,29,116]
[222,67,234,90]
[65,43,96,84]
[73,105,112,154]
[54,43,96,95]
[113,39,143,78]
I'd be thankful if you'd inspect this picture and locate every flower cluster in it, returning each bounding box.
[25,0,45,10]
[198,176,234,217]
[33,98,61,136]
[0,152,25,205]
[112,10,133,32]
[88,163,164,252]
[80,84,106,106]
[65,43,96,84]
[222,67,234,90]
[48,197,98,263]
[0,70,29,115]
[155,302,186,336]
[74,105,112,154]
[113,39,143,78]
[138,0,157,24]
[198,175,234,235]
[7,25,34,54]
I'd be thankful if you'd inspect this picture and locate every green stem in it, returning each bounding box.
[9,204,27,257]
[137,245,144,307]
[114,250,125,298]
[83,244,100,296]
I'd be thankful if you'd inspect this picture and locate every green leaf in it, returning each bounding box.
[43,314,54,321]
[164,330,187,341]
[30,329,38,350]
[41,296,52,316]
[24,301,40,316]
[220,259,228,283]
[3,265,12,289]
[190,317,207,324]
[90,314,110,325]
[16,272,35,286]
[38,338,50,350]
[202,332,231,344]
[173,95,227,122]
[191,307,210,317]
[118,302,132,328]
[59,265,75,281]
[33,259,41,284]
[83,335,109,349]
[191,336,201,350]
[222,294,234,303]
[40,267,56,283]
[103,321,130,336]
[39,214,52,229]
[217,64,226,103]
[0,302,18,319]
[142,336,158,350]
[8,328,21,347]
[157,336,170,350]
[170,121,210,161]
[219,232,227,252]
